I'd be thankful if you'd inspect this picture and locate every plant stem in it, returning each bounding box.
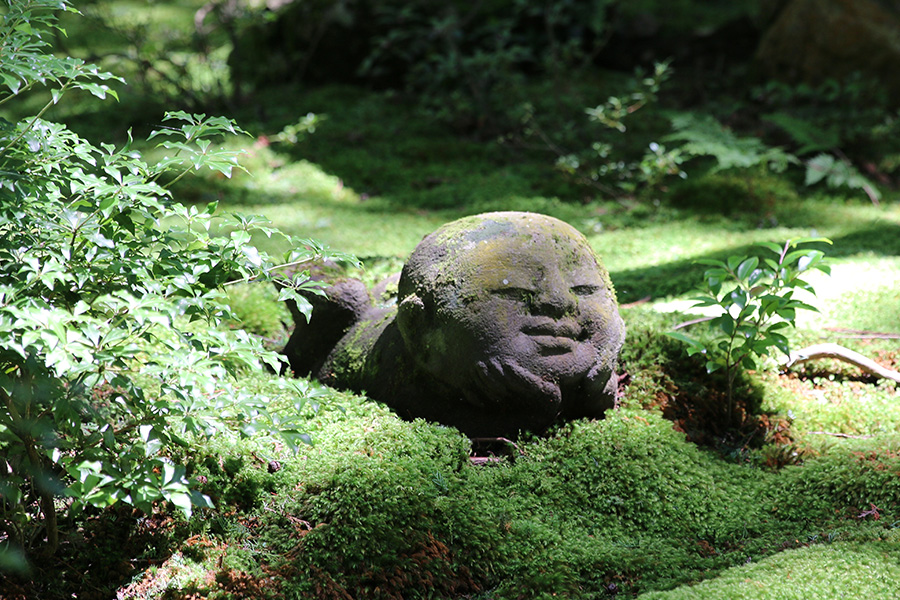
[0,93,60,163]
[1,386,59,556]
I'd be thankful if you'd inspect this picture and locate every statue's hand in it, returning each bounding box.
[570,363,617,417]
[472,355,562,412]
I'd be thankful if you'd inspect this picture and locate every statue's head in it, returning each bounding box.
[396,212,624,432]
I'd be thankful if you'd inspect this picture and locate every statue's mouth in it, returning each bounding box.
[523,319,582,339]
[534,339,575,356]
[523,320,585,354]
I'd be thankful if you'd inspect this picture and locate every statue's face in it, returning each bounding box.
[442,233,617,384]
[396,212,624,429]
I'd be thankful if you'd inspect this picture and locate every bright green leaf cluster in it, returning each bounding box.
[668,238,831,421]
[805,153,881,204]
[0,0,123,106]
[667,112,881,203]
[550,61,686,196]
[586,61,672,133]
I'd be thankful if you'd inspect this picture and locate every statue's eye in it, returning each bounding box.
[571,284,600,297]
[492,287,534,303]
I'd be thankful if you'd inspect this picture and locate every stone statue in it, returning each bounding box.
[283,211,626,438]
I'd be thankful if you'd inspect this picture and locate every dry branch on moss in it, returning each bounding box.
[785,343,900,384]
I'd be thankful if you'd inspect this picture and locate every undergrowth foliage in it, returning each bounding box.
[0,0,355,565]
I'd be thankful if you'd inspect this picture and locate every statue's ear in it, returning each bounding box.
[398,291,444,370]
[397,292,426,344]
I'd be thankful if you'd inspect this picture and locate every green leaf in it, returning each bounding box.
[281,430,313,450]
[189,490,214,510]
[166,491,194,518]
[763,112,839,155]
[278,287,314,322]
[705,276,723,296]
[705,360,723,373]
[690,295,719,308]
[729,288,748,309]
[755,241,783,255]
[765,331,791,356]
[783,249,812,268]
[788,236,833,247]
[715,314,735,336]
[796,251,825,272]
[736,256,759,281]
[695,258,727,268]
[666,331,705,350]
[775,307,796,321]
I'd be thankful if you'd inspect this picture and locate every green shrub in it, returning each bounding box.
[230,0,615,133]
[0,0,354,564]
[757,75,900,190]
[538,61,683,197]
[667,110,883,205]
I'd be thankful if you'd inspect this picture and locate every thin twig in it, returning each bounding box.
[620,296,651,308]
[824,327,900,340]
[671,315,715,330]
[222,257,321,287]
[806,431,874,439]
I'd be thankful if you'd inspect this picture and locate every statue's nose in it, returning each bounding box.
[533,279,577,317]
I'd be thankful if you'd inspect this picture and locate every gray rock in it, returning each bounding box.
[285,212,625,438]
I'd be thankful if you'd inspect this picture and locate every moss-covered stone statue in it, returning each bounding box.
[284,212,626,438]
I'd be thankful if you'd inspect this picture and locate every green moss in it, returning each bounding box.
[668,170,800,218]
[416,212,618,307]
[774,436,900,523]
[320,307,399,387]
[638,541,900,600]
[128,371,900,600]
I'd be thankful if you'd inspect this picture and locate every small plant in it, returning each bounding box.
[668,238,831,424]
[755,75,896,203]
[585,61,672,133]
[804,152,881,205]
[547,60,684,197]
